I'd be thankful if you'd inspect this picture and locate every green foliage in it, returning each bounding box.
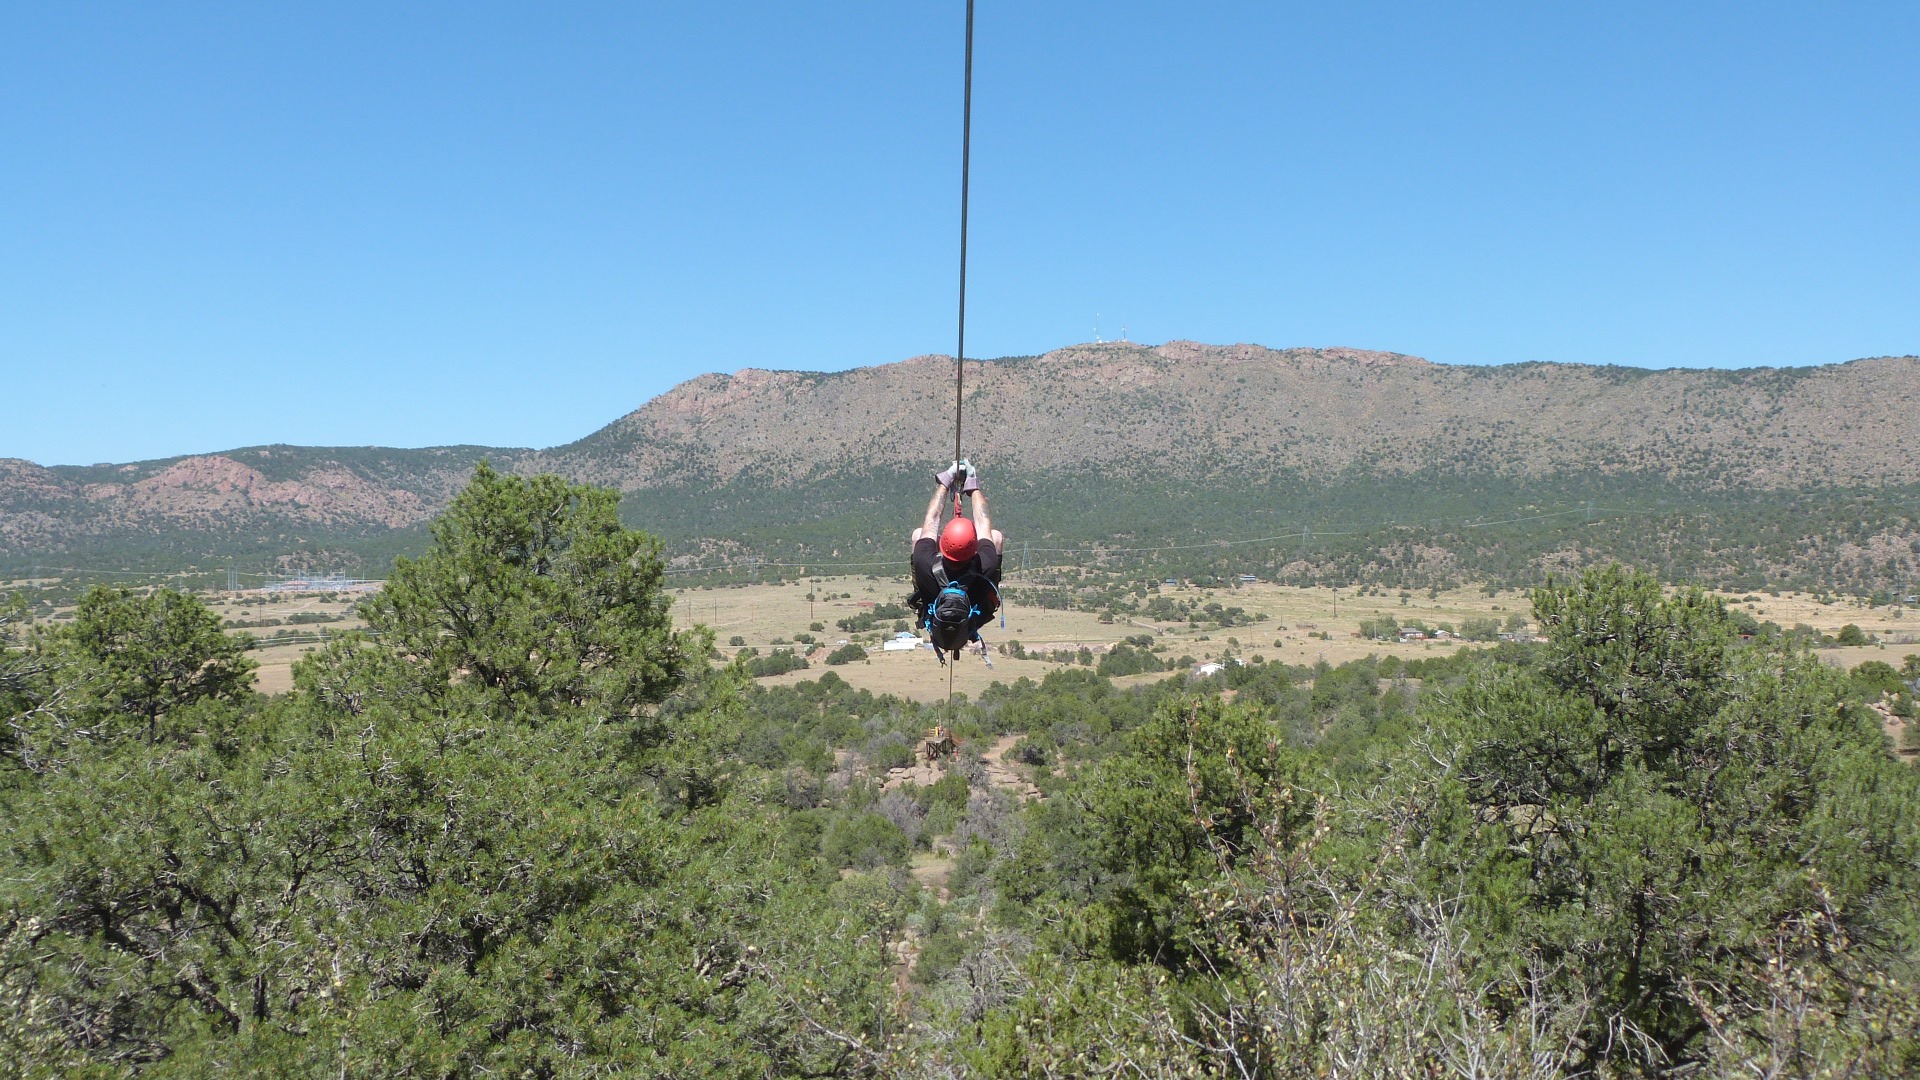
[5,587,255,774]
[336,462,699,724]
[865,734,913,771]
[65,585,256,732]
[1851,659,1906,697]
[962,566,1920,1076]
[825,643,867,665]
[10,474,1919,1079]
[1459,614,1500,640]
[620,467,1920,597]
[1069,697,1315,968]
[0,469,900,1076]
[0,594,43,762]
[16,438,1920,598]
[834,603,911,633]
[819,811,911,870]
[1404,565,1920,1070]
[1358,613,1400,640]
[1093,641,1167,677]
[743,647,808,678]
[913,772,970,814]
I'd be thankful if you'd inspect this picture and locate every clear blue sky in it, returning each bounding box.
[4,2,1916,465]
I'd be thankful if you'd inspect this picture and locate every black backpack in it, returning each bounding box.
[920,563,1001,654]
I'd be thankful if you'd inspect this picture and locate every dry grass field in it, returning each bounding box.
[196,590,370,695]
[671,576,1920,704]
[29,575,1905,699]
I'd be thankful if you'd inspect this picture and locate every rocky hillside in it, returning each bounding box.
[534,342,1920,490]
[0,445,508,568]
[4,342,1918,582]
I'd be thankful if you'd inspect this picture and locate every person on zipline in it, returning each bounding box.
[911,459,1003,662]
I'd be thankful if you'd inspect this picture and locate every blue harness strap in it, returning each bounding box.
[923,557,1006,656]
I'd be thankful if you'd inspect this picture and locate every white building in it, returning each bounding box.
[881,632,923,653]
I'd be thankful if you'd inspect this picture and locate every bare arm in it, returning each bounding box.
[970,490,994,545]
[913,485,948,542]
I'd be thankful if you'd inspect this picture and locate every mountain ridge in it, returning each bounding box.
[533,341,1919,489]
[4,341,1919,585]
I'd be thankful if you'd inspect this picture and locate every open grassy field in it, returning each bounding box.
[670,575,1920,703]
[197,590,370,695]
[23,574,1913,700]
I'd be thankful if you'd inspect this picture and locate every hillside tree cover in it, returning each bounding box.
[3,468,1917,1077]
[1,469,901,1077]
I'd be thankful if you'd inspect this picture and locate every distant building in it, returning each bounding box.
[881,632,922,653]
[262,574,380,594]
[1239,574,1259,583]
[1192,662,1228,677]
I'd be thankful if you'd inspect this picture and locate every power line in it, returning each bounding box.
[1462,506,1593,529]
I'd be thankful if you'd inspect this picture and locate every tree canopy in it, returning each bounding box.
[4,470,1916,1077]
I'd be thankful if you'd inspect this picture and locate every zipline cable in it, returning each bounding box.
[945,0,976,735]
[953,0,974,472]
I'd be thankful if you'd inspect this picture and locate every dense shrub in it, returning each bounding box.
[1095,642,1167,677]
[1458,614,1500,640]
[820,811,910,869]
[825,643,867,665]
[744,647,808,678]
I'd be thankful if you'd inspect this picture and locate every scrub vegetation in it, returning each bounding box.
[4,468,1917,1077]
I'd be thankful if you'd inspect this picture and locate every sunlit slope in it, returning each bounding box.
[4,341,1918,587]
[534,342,1920,490]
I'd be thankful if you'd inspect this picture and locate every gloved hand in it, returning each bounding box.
[934,461,960,490]
[959,458,982,494]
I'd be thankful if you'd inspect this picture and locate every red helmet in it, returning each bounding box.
[939,516,978,563]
